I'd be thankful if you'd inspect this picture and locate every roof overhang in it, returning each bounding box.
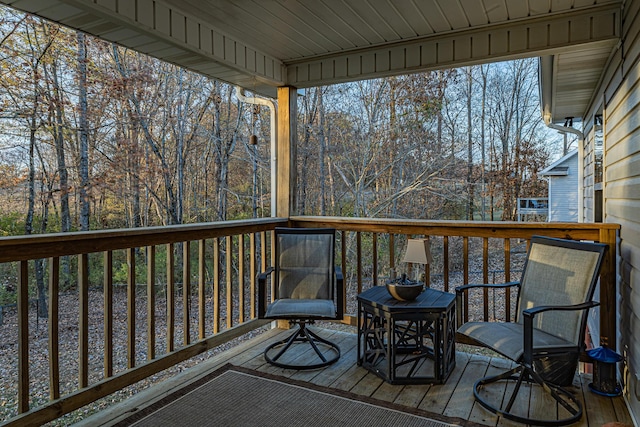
[540,149,578,176]
[541,168,570,176]
[0,0,623,102]
[539,40,619,126]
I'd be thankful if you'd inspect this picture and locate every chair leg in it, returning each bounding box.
[264,321,340,370]
[473,364,583,426]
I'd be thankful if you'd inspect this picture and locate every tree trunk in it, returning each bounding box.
[27,66,48,317]
[212,82,225,221]
[130,124,142,228]
[436,70,444,157]
[51,63,71,234]
[480,65,488,221]
[47,58,72,288]
[77,31,90,231]
[175,68,185,225]
[466,67,474,221]
[212,82,241,221]
[317,88,328,215]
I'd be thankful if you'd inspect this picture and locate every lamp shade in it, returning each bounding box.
[402,238,432,265]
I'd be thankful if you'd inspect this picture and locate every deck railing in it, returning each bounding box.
[291,217,618,339]
[1,218,287,426]
[0,216,619,426]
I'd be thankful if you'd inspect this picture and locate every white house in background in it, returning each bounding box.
[539,150,579,222]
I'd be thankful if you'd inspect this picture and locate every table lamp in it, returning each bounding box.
[402,238,432,283]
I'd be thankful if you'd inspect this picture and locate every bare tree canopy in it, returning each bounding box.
[0,8,560,236]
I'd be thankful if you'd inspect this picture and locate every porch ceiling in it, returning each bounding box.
[0,0,623,123]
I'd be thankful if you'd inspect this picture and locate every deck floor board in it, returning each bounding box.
[79,327,631,427]
[237,329,628,427]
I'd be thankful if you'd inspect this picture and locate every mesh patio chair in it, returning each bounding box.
[456,236,608,426]
[258,227,344,370]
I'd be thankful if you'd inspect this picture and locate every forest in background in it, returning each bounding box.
[0,7,568,239]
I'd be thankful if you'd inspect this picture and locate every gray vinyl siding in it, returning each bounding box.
[547,156,579,222]
[584,129,596,222]
[590,0,640,421]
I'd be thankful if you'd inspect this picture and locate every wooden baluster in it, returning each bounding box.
[389,234,395,276]
[341,230,347,272]
[270,230,275,302]
[183,241,191,345]
[48,257,60,399]
[104,251,113,378]
[198,240,206,339]
[356,232,362,294]
[261,230,267,273]
[238,234,245,324]
[341,231,347,316]
[463,237,469,323]
[79,253,90,385]
[250,233,257,319]
[372,233,378,287]
[167,243,175,352]
[213,238,220,334]
[443,236,449,292]
[17,260,29,413]
[482,237,489,283]
[127,248,136,368]
[483,237,489,321]
[226,236,233,329]
[463,236,469,284]
[147,246,156,360]
[425,236,431,288]
[504,238,511,321]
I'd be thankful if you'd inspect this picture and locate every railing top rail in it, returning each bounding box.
[0,217,288,262]
[0,215,620,263]
[290,216,620,239]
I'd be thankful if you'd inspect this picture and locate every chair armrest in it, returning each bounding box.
[257,267,274,318]
[522,300,600,366]
[335,266,344,320]
[523,300,600,317]
[455,281,520,328]
[257,267,274,283]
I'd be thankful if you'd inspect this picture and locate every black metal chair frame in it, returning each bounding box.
[456,236,608,426]
[258,227,344,370]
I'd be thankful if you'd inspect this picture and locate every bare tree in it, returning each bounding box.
[465,67,475,220]
[76,30,90,231]
[4,15,58,316]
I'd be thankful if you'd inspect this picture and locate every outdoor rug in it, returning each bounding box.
[113,364,483,427]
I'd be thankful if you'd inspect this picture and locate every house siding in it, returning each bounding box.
[589,0,640,421]
[543,154,579,222]
[584,127,597,222]
[552,187,578,222]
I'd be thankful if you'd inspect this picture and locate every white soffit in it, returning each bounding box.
[0,0,623,101]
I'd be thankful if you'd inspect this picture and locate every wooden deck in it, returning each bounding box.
[80,327,633,427]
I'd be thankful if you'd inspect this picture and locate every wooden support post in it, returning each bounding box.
[599,228,618,351]
[276,86,297,218]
